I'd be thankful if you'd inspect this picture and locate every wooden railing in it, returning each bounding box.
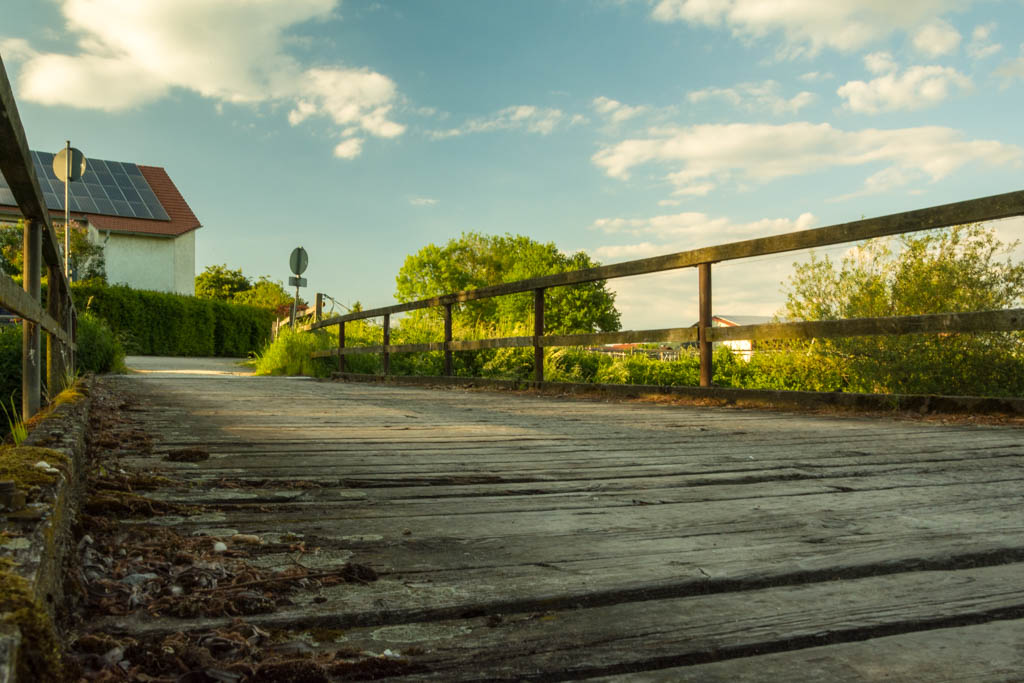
[0,55,77,419]
[304,190,1024,392]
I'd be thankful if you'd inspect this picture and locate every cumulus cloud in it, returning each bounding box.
[649,0,968,56]
[968,23,1002,59]
[864,51,898,75]
[838,65,972,113]
[687,80,814,115]
[912,19,961,57]
[589,210,818,327]
[6,0,403,159]
[591,210,817,248]
[429,105,571,139]
[799,71,834,82]
[591,122,1022,198]
[592,96,649,123]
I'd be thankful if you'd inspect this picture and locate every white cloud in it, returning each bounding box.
[864,51,898,75]
[7,0,403,159]
[649,0,968,56]
[591,122,1022,198]
[409,197,439,207]
[799,71,834,82]
[687,80,814,115]
[838,65,972,113]
[589,210,817,327]
[996,55,1024,81]
[912,19,961,57]
[592,96,649,123]
[429,105,570,139]
[968,23,1002,59]
[333,138,364,159]
[591,210,817,247]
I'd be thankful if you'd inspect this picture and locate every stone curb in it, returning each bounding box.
[0,378,92,682]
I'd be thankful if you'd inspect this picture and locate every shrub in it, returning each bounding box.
[253,327,336,377]
[72,282,274,357]
[76,312,126,374]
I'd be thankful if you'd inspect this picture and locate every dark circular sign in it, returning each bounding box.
[289,247,308,276]
[53,147,87,182]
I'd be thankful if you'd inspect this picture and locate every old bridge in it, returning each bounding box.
[87,358,1024,681]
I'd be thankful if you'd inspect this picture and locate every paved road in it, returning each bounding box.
[125,355,255,376]
[91,373,1024,680]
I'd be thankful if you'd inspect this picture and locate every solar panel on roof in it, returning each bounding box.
[0,151,171,222]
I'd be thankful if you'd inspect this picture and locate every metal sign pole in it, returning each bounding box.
[290,284,299,329]
[63,140,70,279]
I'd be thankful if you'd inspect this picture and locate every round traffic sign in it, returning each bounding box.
[289,247,308,276]
[53,147,87,182]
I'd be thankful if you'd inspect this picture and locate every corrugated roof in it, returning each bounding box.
[0,164,201,238]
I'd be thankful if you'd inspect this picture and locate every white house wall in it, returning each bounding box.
[100,230,196,295]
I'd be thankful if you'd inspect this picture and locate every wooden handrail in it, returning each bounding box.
[0,55,77,418]
[306,188,1024,390]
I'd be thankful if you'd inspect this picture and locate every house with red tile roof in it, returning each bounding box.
[0,151,201,294]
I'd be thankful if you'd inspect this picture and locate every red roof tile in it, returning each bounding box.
[0,165,201,238]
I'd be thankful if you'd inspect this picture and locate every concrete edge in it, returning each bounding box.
[330,372,1024,416]
[0,377,92,682]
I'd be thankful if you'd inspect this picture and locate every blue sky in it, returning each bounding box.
[3,0,1024,328]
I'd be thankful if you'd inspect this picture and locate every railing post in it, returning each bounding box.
[382,313,390,376]
[22,219,41,418]
[698,262,712,388]
[534,288,545,383]
[315,293,323,322]
[46,263,65,396]
[444,303,453,377]
[338,321,346,374]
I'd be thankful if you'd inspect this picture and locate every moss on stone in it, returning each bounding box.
[0,559,62,681]
[0,446,70,497]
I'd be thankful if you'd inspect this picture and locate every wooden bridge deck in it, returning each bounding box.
[95,371,1024,681]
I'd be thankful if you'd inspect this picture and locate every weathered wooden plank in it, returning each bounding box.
[310,190,1024,328]
[150,461,1022,513]
[712,308,1024,343]
[310,566,1024,681]
[591,619,1024,682]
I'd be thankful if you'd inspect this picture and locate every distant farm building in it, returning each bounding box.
[0,150,201,295]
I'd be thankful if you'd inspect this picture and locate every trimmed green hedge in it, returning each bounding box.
[71,282,274,357]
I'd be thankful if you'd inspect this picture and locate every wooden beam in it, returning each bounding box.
[310,190,1024,328]
[444,303,453,377]
[698,263,712,388]
[381,313,390,376]
[540,327,697,347]
[46,263,65,394]
[0,56,71,289]
[534,288,544,383]
[22,220,41,418]
[337,321,345,373]
[710,308,1024,343]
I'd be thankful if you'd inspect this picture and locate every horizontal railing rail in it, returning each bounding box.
[0,54,77,419]
[302,188,1024,392]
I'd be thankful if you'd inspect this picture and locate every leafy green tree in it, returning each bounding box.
[195,264,250,301]
[233,276,300,316]
[0,219,106,281]
[779,224,1024,396]
[395,232,621,334]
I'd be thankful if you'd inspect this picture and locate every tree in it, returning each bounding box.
[233,276,297,316]
[0,219,106,281]
[195,264,250,301]
[779,224,1024,396]
[395,232,621,334]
